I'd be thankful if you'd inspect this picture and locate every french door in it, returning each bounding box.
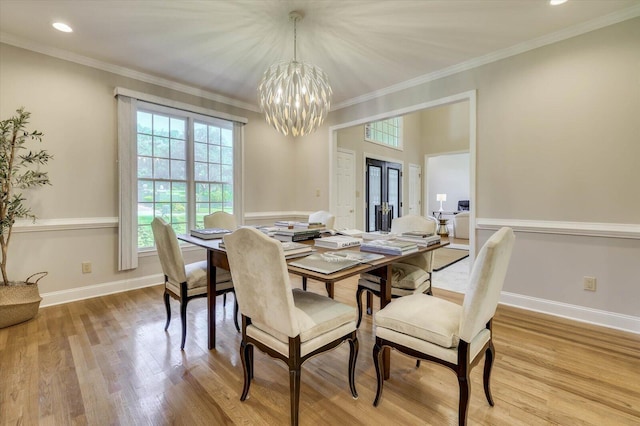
[365,158,402,232]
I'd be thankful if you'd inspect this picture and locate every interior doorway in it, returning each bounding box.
[365,158,402,232]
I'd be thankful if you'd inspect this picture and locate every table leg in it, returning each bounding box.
[380,264,392,379]
[325,282,335,299]
[207,251,217,350]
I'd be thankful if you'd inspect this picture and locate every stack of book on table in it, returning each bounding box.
[362,231,395,241]
[396,231,441,247]
[335,228,364,237]
[274,220,325,229]
[293,221,325,231]
[273,228,321,242]
[314,235,362,249]
[360,239,419,256]
[280,241,314,259]
[190,228,231,240]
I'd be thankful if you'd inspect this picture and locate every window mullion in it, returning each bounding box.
[186,116,196,232]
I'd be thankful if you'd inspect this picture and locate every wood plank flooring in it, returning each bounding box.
[1,276,639,425]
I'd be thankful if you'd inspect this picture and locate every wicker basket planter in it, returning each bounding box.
[0,273,45,329]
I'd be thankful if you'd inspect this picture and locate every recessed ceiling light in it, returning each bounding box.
[52,22,73,33]
[549,0,568,5]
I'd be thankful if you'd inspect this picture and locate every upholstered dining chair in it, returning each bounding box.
[308,210,336,230]
[223,227,358,426]
[356,214,437,327]
[453,211,470,240]
[151,217,238,349]
[203,211,238,308]
[372,227,515,426]
[203,211,237,231]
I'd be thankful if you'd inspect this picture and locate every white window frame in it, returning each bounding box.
[116,88,246,270]
[364,117,403,150]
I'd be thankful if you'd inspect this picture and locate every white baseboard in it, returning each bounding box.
[500,291,640,334]
[40,274,163,307]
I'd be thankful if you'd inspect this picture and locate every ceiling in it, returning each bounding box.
[1,0,639,110]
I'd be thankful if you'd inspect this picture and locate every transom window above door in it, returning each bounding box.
[364,117,402,150]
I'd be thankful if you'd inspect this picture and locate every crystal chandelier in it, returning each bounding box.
[258,11,332,137]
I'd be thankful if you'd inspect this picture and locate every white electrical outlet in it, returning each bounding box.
[583,276,596,291]
[82,261,92,274]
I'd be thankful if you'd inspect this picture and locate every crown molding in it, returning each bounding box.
[0,32,261,113]
[332,5,640,111]
[476,218,640,240]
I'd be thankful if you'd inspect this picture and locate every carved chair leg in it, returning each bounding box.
[163,291,171,331]
[458,367,471,426]
[366,291,373,315]
[179,301,188,350]
[302,277,307,291]
[348,333,359,398]
[355,287,365,328]
[289,367,301,426]
[233,296,240,332]
[483,342,495,406]
[240,341,252,401]
[372,340,385,406]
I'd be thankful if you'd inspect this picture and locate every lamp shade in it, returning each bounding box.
[258,60,332,137]
[436,193,447,202]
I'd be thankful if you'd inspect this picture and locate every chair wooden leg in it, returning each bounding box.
[302,277,307,291]
[457,367,471,426]
[355,287,365,328]
[348,332,359,398]
[366,291,373,315]
[289,367,301,426]
[179,283,188,350]
[163,291,171,331]
[233,296,240,332]
[483,341,495,406]
[223,292,227,307]
[240,341,252,401]
[179,299,188,350]
[372,339,385,406]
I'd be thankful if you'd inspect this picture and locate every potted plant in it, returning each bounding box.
[0,108,52,328]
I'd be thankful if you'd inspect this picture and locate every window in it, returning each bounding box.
[136,104,236,250]
[116,88,246,270]
[364,117,402,149]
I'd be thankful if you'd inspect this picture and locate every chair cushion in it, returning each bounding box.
[360,262,429,290]
[357,278,431,297]
[375,293,462,348]
[253,289,356,343]
[166,272,233,298]
[181,261,232,289]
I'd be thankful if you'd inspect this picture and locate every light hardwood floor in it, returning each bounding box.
[1,276,639,425]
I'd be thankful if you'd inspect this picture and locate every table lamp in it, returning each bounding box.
[437,193,447,211]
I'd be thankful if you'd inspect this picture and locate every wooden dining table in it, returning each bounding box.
[177,233,449,379]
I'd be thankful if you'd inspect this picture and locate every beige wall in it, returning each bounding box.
[0,43,295,294]
[420,101,470,155]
